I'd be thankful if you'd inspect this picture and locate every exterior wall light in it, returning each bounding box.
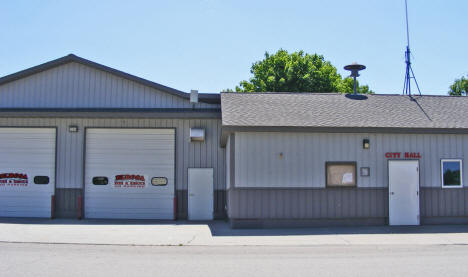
[190,128,205,142]
[363,139,370,149]
[69,125,79,133]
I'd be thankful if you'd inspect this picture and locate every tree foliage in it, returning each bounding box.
[448,75,468,96]
[337,77,373,94]
[232,49,373,94]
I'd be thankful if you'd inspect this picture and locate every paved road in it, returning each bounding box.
[1,242,468,277]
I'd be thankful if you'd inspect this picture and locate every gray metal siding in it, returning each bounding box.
[234,132,468,188]
[55,188,82,218]
[227,187,468,222]
[0,117,225,192]
[227,188,388,219]
[420,188,468,217]
[226,136,230,189]
[0,62,219,109]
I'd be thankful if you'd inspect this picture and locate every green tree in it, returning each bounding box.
[448,75,468,96]
[231,49,372,94]
[338,77,373,94]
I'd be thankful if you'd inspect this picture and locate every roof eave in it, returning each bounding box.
[219,125,468,146]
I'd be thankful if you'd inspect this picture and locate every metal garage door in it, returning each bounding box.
[84,128,175,219]
[0,128,56,218]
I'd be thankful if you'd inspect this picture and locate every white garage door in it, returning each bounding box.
[85,128,175,219]
[0,128,56,218]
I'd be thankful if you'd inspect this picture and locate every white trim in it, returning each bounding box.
[441,159,463,188]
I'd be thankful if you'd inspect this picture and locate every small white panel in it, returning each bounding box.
[188,168,213,220]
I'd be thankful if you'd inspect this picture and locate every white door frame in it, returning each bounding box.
[188,168,214,220]
[388,159,420,226]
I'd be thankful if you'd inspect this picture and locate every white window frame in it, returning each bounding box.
[441,159,463,188]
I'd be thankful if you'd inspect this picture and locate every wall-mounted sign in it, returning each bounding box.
[114,174,146,188]
[0,173,28,186]
[385,152,421,159]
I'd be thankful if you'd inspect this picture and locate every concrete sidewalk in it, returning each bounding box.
[1,219,468,246]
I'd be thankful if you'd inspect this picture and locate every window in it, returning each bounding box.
[326,162,357,187]
[34,176,49,185]
[92,176,108,185]
[441,159,463,188]
[151,177,168,186]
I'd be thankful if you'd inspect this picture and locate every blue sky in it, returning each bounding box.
[0,0,466,95]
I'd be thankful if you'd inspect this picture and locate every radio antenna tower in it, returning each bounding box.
[403,0,421,96]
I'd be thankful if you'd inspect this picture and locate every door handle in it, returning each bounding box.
[391,192,395,195]
[189,193,195,196]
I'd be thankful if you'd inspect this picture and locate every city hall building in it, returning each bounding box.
[1,54,468,228]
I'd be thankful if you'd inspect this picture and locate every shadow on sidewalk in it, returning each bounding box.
[208,224,468,237]
[1,218,468,237]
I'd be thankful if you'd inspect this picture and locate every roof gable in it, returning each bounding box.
[0,54,220,109]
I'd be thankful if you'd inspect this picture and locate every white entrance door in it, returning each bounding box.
[388,160,420,225]
[0,128,56,218]
[188,168,213,220]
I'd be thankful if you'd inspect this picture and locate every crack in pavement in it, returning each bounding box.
[184,235,197,246]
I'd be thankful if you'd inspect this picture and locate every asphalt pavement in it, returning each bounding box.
[1,242,468,277]
[2,219,468,276]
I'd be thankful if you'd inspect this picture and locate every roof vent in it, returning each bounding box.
[190,90,198,103]
[344,63,366,95]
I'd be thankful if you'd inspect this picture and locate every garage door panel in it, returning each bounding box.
[1,193,52,205]
[85,188,174,195]
[86,145,172,150]
[0,209,52,218]
[85,191,174,199]
[86,198,173,209]
[85,209,174,220]
[85,128,175,219]
[0,128,56,218]
[85,212,173,220]
[85,162,174,169]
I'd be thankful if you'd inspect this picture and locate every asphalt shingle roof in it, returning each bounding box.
[221,92,468,130]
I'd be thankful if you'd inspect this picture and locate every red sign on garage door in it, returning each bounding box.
[0,173,28,186]
[114,174,146,188]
